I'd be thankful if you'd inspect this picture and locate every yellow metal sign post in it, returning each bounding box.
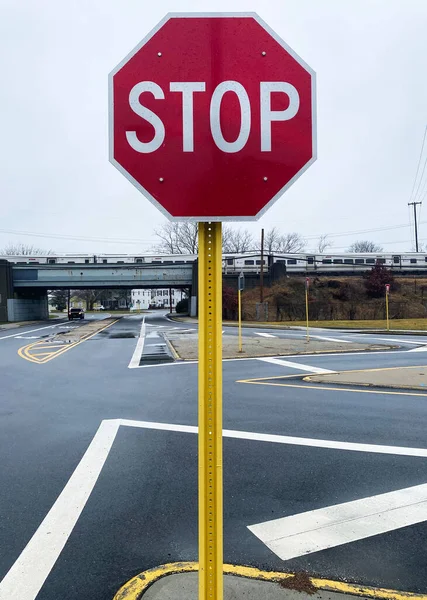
[385,284,390,331]
[305,277,310,342]
[198,222,223,600]
[238,272,244,353]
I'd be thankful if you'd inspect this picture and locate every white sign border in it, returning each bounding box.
[108,12,317,222]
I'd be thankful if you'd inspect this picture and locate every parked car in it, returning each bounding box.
[68,308,84,320]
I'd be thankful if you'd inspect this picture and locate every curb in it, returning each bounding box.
[161,334,181,360]
[113,561,426,600]
[303,365,427,391]
[159,344,398,362]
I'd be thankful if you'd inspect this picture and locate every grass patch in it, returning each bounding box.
[230,318,427,330]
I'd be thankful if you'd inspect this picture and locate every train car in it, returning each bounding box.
[3,252,427,274]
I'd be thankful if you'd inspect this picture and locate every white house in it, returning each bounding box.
[130,289,151,310]
[131,288,185,310]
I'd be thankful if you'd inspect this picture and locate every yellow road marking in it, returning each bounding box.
[112,561,427,600]
[18,319,119,364]
[237,377,427,397]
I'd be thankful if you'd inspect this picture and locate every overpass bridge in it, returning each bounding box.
[0,260,283,322]
[0,261,195,322]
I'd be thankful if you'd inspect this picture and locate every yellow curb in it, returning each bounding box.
[113,562,427,600]
[162,335,181,360]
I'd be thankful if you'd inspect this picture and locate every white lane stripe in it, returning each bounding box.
[408,345,427,353]
[117,419,427,457]
[254,332,277,338]
[0,419,120,600]
[128,317,146,369]
[346,335,422,345]
[0,322,66,341]
[259,357,334,374]
[3,418,427,600]
[248,483,427,561]
[310,335,351,343]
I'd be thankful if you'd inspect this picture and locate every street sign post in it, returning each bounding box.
[305,277,310,341]
[238,273,245,352]
[385,284,390,331]
[109,13,316,600]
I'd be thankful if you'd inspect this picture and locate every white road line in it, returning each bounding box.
[248,483,427,561]
[310,335,351,343]
[14,336,41,340]
[3,418,427,600]
[259,357,335,374]
[346,335,422,345]
[0,322,66,341]
[117,419,427,457]
[408,345,427,353]
[254,332,277,338]
[0,419,120,600]
[128,317,146,369]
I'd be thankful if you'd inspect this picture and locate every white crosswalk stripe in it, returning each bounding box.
[259,357,334,374]
[254,332,277,338]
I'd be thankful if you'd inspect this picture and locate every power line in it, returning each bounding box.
[0,228,156,245]
[409,125,427,203]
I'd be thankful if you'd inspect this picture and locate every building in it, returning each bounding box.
[130,289,151,310]
[131,288,185,310]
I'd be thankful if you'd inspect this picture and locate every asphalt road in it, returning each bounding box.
[1,311,427,600]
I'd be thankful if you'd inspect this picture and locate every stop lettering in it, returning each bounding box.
[126,80,299,154]
[109,13,316,220]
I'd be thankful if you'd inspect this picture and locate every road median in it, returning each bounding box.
[164,331,395,361]
[305,365,427,391]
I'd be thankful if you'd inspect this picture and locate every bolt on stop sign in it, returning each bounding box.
[109,13,316,221]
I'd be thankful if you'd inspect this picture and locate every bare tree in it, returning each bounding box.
[264,228,306,253]
[153,222,254,254]
[347,240,383,252]
[153,222,198,254]
[72,289,103,311]
[317,234,333,253]
[222,228,254,252]
[0,242,54,255]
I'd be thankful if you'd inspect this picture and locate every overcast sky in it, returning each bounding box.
[1,0,426,255]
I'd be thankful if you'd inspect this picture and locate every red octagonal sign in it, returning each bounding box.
[109,13,316,221]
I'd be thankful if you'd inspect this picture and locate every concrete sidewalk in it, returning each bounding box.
[307,365,427,390]
[113,564,416,600]
[141,572,368,600]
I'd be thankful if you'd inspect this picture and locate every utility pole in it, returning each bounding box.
[260,228,264,303]
[408,201,422,252]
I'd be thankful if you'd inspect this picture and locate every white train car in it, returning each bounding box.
[2,252,427,274]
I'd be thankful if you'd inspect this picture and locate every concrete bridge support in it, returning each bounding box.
[0,262,49,322]
[7,289,49,322]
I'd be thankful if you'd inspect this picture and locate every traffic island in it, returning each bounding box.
[164,331,395,360]
[305,366,427,391]
[113,562,423,600]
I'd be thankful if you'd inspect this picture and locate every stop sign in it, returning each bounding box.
[109,13,316,221]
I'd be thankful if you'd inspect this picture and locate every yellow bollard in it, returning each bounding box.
[198,222,223,600]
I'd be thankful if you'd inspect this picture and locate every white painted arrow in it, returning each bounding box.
[248,483,427,561]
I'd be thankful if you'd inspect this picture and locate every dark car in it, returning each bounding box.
[68,308,84,320]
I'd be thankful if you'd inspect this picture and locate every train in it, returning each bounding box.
[2,252,427,274]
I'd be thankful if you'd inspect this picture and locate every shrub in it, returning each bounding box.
[176,298,189,313]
